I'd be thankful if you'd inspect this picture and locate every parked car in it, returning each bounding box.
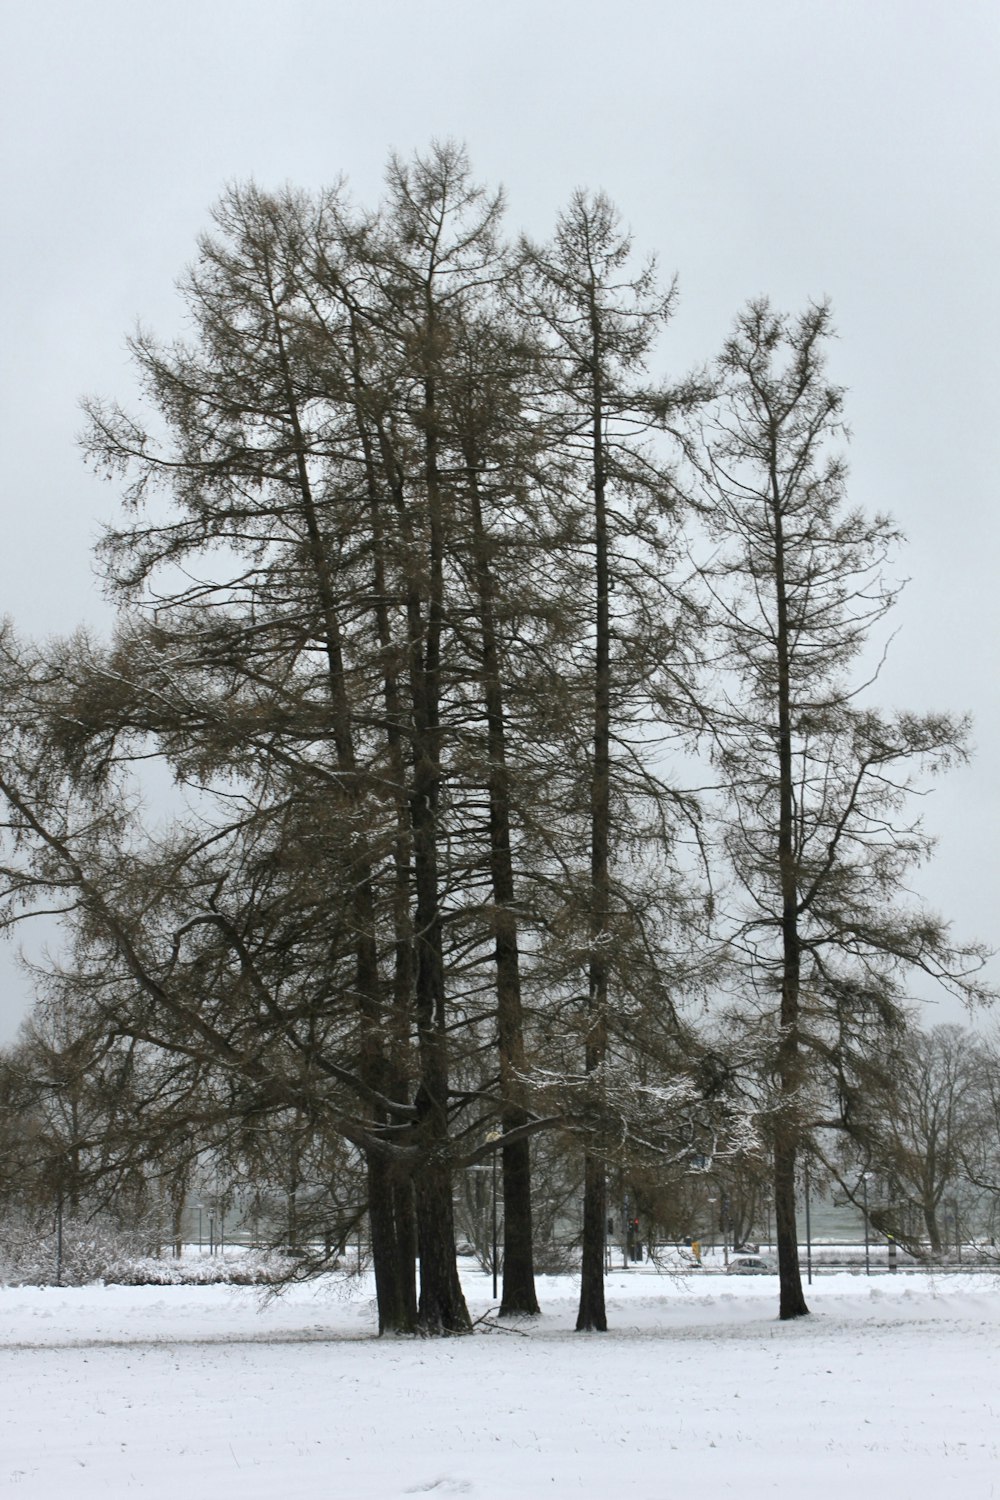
[726,1254,774,1275]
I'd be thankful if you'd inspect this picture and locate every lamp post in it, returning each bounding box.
[861,1173,872,1276]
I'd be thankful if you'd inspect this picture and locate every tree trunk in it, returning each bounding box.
[407,360,470,1335]
[774,1133,808,1319]
[171,1191,185,1259]
[368,1155,418,1333]
[771,452,809,1321]
[466,461,539,1318]
[273,311,419,1336]
[409,782,470,1333]
[576,1152,608,1331]
[577,287,610,1333]
[414,1152,471,1334]
[923,1203,942,1256]
[500,1131,538,1316]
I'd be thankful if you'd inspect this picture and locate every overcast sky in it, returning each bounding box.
[0,0,997,1040]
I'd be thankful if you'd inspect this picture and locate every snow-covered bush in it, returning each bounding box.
[0,1211,291,1286]
[101,1251,293,1286]
[0,1211,148,1285]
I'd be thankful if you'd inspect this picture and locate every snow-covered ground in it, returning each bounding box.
[2,1262,998,1497]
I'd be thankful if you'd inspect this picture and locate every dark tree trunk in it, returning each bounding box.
[771,453,809,1321]
[466,461,539,1318]
[414,1150,471,1334]
[275,316,416,1337]
[394,1174,419,1272]
[406,361,470,1335]
[368,1155,418,1333]
[576,1152,608,1331]
[171,1194,185,1259]
[348,351,421,1335]
[500,1131,538,1316]
[577,285,610,1333]
[409,771,470,1333]
[774,1133,808,1319]
[347,304,417,1052]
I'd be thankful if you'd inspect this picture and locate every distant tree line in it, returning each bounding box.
[0,145,991,1329]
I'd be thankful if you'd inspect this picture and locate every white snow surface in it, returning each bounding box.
[2,1262,998,1496]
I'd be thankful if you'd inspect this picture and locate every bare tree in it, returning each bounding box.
[3,148,566,1331]
[697,301,993,1317]
[521,191,701,1330]
[843,1024,987,1254]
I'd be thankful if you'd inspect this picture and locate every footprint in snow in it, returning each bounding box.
[404,1481,472,1494]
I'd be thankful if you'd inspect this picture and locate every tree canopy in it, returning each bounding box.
[0,145,991,1332]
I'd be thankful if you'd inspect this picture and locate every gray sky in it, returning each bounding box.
[1,0,997,1039]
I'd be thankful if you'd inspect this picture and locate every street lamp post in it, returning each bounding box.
[862,1173,871,1276]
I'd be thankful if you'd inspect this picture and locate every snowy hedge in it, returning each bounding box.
[0,1214,292,1286]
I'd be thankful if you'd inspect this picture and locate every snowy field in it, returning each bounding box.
[2,1262,999,1497]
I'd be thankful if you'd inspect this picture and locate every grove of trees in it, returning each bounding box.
[0,144,992,1329]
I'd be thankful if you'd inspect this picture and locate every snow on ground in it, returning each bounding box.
[2,1262,999,1497]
